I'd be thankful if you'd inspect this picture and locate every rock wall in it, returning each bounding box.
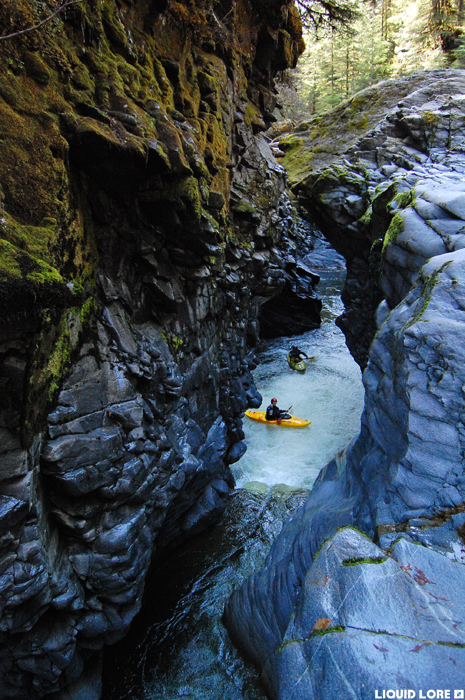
[0,1,305,697]
[225,70,465,699]
[278,69,465,366]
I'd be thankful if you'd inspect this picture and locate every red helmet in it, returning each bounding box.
[271,398,277,403]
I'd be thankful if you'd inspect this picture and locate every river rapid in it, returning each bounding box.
[102,238,365,700]
[234,242,364,490]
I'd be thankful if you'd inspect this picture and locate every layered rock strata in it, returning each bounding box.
[0,1,306,697]
[225,71,465,698]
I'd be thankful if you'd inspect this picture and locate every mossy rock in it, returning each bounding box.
[281,72,459,188]
[24,52,50,85]
[70,65,94,92]
[0,235,72,318]
[382,212,405,254]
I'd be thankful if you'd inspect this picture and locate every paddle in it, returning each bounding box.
[278,405,292,424]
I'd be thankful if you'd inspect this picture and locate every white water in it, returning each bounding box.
[232,243,365,490]
[102,239,367,700]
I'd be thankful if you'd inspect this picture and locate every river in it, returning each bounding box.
[102,237,365,700]
[234,240,364,490]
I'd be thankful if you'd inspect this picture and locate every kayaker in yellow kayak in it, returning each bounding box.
[266,398,291,424]
[289,345,308,362]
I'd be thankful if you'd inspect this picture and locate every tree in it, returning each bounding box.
[295,0,360,32]
[429,0,463,52]
[277,0,455,119]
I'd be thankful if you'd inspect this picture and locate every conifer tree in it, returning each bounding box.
[280,0,461,119]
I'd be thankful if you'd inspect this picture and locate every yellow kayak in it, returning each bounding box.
[245,410,311,428]
[287,353,306,372]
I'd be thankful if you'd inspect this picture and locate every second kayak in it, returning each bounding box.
[287,352,306,372]
[245,410,311,428]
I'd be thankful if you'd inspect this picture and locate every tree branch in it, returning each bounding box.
[0,0,83,42]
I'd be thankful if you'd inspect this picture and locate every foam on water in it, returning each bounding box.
[232,265,365,490]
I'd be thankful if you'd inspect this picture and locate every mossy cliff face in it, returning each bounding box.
[0,1,303,697]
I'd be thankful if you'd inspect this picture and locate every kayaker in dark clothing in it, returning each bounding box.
[289,345,308,361]
[266,398,291,422]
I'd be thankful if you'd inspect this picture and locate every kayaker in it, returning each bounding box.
[289,345,308,361]
[266,398,290,422]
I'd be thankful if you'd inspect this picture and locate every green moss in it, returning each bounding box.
[0,0,303,444]
[46,325,71,398]
[280,135,316,185]
[22,309,75,444]
[342,556,387,567]
[175,176,202,217]
[0,97,68,225]
[24,51,50,85]
[70,64,94,92]
[382,212,404,253]
[403,261,451,331]
[336,525,372,540]
[384,535,404,553]
[0,214,60,274]
[231,201,255,214]
[79,296,97,325]
[347,112,370,132]
[27,262,63,285]
[312,625,345,637]
[359,204,373,227]
[153,58,175,107]
[0,239,22,279]
[395,189,415,210]
[245,100,264,129]
[101,0,131,54]
[0,236,63,284]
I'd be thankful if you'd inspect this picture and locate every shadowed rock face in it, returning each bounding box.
[0,1,306,697]
[225,71,465,699]
[258,259,322,338]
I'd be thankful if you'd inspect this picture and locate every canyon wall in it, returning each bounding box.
[225,70,465,698]
[0,1,309,697]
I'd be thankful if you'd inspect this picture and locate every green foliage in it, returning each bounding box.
[429,0,464,54]
[295,0,360,32]
[280,0,448,118]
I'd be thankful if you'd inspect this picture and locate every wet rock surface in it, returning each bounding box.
[102,486,309,700]
[225,71,465,699]
[0,0,315,696]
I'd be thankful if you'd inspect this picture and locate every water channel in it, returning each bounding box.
[102,237,365,700]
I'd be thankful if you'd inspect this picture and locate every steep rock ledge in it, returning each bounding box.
[279,69,465,366]
[0,1,305,697]
[225,71,465,698]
